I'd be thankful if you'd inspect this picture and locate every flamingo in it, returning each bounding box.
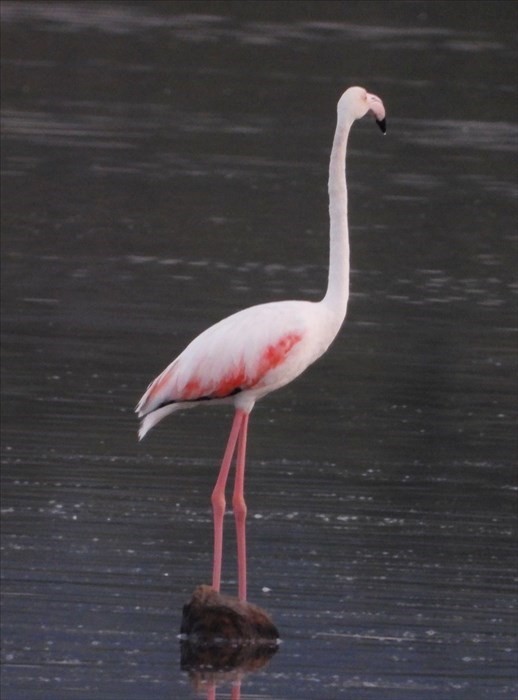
[136,86,386,603]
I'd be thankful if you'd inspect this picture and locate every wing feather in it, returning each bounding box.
[136,300,326,438]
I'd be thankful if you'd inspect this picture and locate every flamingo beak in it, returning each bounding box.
[367,93,387,135]
[376,118,387,134]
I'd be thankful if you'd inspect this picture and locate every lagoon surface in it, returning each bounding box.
[1,2,517,698]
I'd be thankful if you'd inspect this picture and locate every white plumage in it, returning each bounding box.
[136,87,387,601]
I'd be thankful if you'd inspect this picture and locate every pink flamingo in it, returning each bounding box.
[137,87,386,603]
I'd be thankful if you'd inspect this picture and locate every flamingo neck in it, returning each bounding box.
[322,113,353,319]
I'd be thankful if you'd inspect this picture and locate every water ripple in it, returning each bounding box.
[399,118,518,153]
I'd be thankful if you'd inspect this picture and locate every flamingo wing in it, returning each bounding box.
[136,300,325,439]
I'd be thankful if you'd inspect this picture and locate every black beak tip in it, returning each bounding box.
[376,118,387,134]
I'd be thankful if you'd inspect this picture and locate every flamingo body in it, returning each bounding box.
[137,299,340,440]
[136,86,386,602]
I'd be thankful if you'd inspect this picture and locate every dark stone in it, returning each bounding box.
[180,584,279,644]
[179,585,279,679]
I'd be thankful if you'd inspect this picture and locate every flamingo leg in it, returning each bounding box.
[211,409,245,592]
[233,411,249,601]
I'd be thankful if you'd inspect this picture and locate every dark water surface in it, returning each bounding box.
[1,2,517,698]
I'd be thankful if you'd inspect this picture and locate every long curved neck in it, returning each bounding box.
[322,112,353,319]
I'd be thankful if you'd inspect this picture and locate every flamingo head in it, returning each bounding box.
[338,86,386,134]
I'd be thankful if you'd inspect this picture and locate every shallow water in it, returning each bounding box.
[1,2,517,699]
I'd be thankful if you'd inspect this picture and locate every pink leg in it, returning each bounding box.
[233,411,249,601]
[211,410,245,592]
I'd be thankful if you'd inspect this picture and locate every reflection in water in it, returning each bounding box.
[181,638,278,699]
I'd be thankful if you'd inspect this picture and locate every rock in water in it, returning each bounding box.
[180,585,279,683]
[180,584,279,643]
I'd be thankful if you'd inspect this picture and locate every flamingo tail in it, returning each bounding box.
[138,402,195,441]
